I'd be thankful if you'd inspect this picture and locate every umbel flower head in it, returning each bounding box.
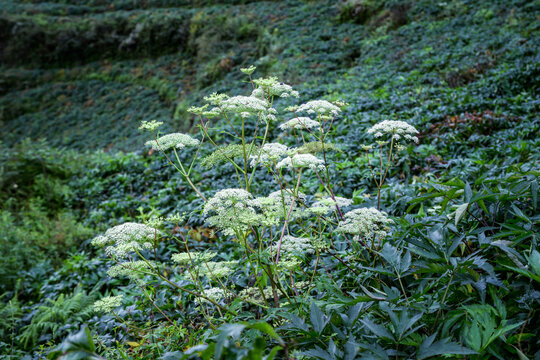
[279,117,320,131]
[255,190,307,224]
[172,251,217,265]
[309,196,353,215]
[203,189,267,236]
[249,143,288,167]
[139,120,163,132]
[251,77,299,98]
[367,120,419,143]
[219,96,269,114]
[201,287,226,304]
[336,207,393,239]
[92,222,158,259]
[297,100,341,116]
[145,133,200,151]
[275,235,315,257]
[93,295,123,313]
[107,260,155,279]
[197,261,237,278]
[277,153,325,171]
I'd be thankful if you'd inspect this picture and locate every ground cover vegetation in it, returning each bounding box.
[0,0,538,359]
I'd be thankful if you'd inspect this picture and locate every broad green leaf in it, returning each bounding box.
[310,302,329,334]
[528,250,540,275]
[464,182,473,202]
[417,334,477,359]
[455,203,469,226]
[360,319,393,340]
[243,321,283,344]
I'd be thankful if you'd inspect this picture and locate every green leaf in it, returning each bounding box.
[455,203,469,226]
[243,321,283,344]
[528,250,540,276]
[531,179,538,210]
[464,182,473,202]
[310,302,329,334]
[417,334,477,359]
[360,319,393,340]
[467,322,482,351]
[264,346,283,360]
[48,326,101,360]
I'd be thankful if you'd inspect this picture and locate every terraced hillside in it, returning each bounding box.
[0,0,539,359]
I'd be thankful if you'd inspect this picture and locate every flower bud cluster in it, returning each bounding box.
[279,117,320,131]
[145,133,200,151]
[93,295,123,313]
[172,251,217,265]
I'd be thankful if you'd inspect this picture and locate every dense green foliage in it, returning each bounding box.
[0,0,538,359]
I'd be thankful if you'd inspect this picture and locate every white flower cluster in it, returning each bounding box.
[366,120,419,143]
[239,286,275,305]
[278,258,302,270]
[145,133,200,151]
[204,189,271,235]
[309,196,353,215]
[91,222,158,259]
[220,96,268,114]
[201,287,226,304]
[277,153,325,171]
[277,235,315,257]
[139,120,163,132]
[172,251,216,265]
[197,261,237,278]
[251,77,299,98]
[297,100,341,116]
[336,207,393,239]
[204,92,229,106]
[279,117,320,131]
[255,190,307,223]
[107,260,154,279]
[93,295,123,313]
[249,143,288,167]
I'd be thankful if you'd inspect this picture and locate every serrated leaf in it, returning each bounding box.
[455,203,469,226]
[243,321,283,344]
[417,334,477,359]
[310,302,329,334]
[360,319,393,340]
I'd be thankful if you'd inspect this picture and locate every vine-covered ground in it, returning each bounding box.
[0,0,538,359]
